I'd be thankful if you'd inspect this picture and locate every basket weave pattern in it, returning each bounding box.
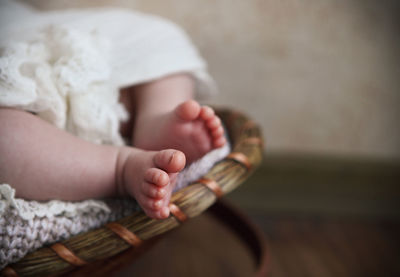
[2,108,264,277]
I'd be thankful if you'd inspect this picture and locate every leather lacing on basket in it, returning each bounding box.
[1,108,264,277]
[2,159,253,276]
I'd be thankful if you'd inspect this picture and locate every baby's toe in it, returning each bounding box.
[211,126,224,138]
[159,206,170,218]
[144,207,170,219]
[200,106,215,121]
[175,100,201,121]
[153,149,186,173]
[206,116,222,129]
[147,197,164,210]
[213,136,227,148]
[140,192,171,219]
[141,181,167,199]
[144,168,169,187]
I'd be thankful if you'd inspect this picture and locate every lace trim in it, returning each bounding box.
[0,25,127,145]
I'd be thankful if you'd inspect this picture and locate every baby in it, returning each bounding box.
[0,2,226,220]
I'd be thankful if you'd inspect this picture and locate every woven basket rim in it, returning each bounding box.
[3,107,264,277]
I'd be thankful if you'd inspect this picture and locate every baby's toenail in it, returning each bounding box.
[158,189,165,197]
[154,172,161,184]
[169,151,176,164]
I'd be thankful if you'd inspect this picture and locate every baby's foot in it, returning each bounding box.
[119,148,186,219]
[133,100,226,164]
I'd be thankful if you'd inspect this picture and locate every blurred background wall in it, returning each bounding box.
[26,0,400,160]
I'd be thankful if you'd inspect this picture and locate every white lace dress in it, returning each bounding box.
[0,0,228,268]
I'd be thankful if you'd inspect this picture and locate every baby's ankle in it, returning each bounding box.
[114,146,135,197]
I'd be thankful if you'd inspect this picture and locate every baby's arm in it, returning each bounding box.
[0,108,122,201]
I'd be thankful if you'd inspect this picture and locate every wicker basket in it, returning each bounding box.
[1,108,264,277]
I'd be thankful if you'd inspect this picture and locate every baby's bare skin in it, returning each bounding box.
[0,108,187,219]
[118,148,186,219]
[127,99,226,218]
[119,74,227,218]
[0,74,226,220]
[133,100,226,164]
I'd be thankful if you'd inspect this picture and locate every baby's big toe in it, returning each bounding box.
[175,100,201,121]
[153,149,186,173]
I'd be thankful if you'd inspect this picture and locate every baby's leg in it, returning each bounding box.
[0,108,184,219]
[130,73,226,164]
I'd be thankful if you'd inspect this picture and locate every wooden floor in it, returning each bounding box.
[253,214,400,277]
[232,154,400,277]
